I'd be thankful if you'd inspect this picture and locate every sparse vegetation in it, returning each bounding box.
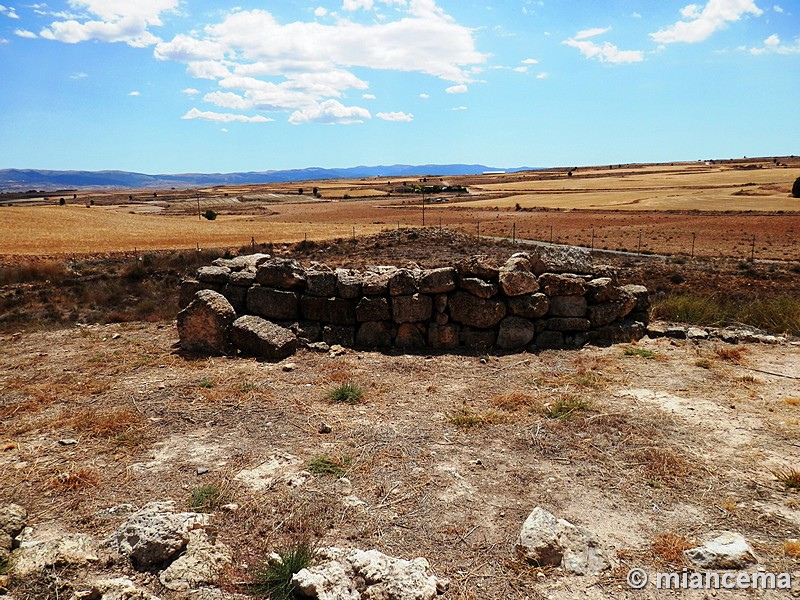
[326,381,364,404]
[449,406,505,428]
[694,358,712,369]
[772,465,800,490]
[651,533,692,567]
[52,468,100,490]
[715,346,747,363]
[189,483,228,512]
[540,394,591,420]
[306,456,351,477]
[250,542,315,600]
[623,347,656,359]
[792,176,800,198]
[785,539,800,558]
[203,209,217,220]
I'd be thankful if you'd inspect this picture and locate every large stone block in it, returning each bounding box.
[247,286,299,320]
[459,327,497,349]
[362,267,397,295]
[255,258,306,290]
[336,269,363,299]
[457,255,499,280]
[507,293,550,319]
[355,321,392,348]
[458,277,498,299]
[544,317,591,332]
[418,268,457,294]
[620,284,650,312]
[230,316,297,360]
[356,297,391,322]
[392,294,433,324]
[538,273,587,297]
[221,284,247,314]
[196,266,231,285]
[177,290,236,355]
[586,277,619,303]
[588,301,623,327]
[395,323,427,349]
[529,245,593,275]
[448,291,506,329]
[428,323,460,350]
[323,325,355,347]
[300,296,356,325]
[497,316,536,350]
[548,296,588,318]
[499,257,539,297]
[389,269,419,296]
[305,269,338,297]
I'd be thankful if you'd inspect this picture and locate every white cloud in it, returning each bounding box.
[445,83,468,94]
[419,93,429,98]
[128,91,140,96]
[536,72,549,79]
[289,99,371,124]
[154,34,224,61]
[315,7,328,17]
[513,66,527,73]
[0,5,19,18]
[451,106,467,110]
[0,37,8,44]
[39,0,180,47]
[521,58,539,64]
[773,4,783,12]
[220,127,228,133]
[377,111,413,121]
[650,0,763,44]
[748,34,800,54]
[181,108,273,123]
[574,27,611,40]
[182,87,200,95]
[70,72,89,79]
[563,36,644,63]
[14,28,36,38]
[632,12,642,18]
[343,0,373,10]
[362,93,376,99]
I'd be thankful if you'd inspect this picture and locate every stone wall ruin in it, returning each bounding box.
[177,248,650,359]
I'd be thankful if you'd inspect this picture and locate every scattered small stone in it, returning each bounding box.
[306,341,330,352]
[684,532,757,569]
[328,344,347,356]
[282,362,297,372]
[220,503,239,512]
[196,467,210,476]
[58,438,78,445]
[318,422,332,434]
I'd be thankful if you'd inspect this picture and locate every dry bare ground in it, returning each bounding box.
[1,321,799,598]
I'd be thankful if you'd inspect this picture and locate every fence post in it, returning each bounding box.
[477,221,480,240]
[512,222,516,244]
[549,225,553,244]
[750,235,756,262]
[691,232,696,259]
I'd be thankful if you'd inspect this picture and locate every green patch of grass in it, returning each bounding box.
[239,381,257,393]
[541,395,591,420]
[198,379,215,388]
[250,542,315,600]
[326,381,364,404]
[306,456,351,477]
[623,347,656,359]
[772,466,800,490]
[651,292,800,336]
[449,406,505,428]
[189,483,228,512]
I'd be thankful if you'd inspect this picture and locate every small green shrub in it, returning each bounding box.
[448,406,504,428]
[326,382,364,404]
[198,379,215,388]
[203,209,217,220]
[250,542,315,600]
[792,176,800,198]
[541,395,591,420]
[306,455,351,477]
[189,483,226,512]
[624,347,656,359]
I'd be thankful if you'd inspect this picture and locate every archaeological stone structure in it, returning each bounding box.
[177,248,649,359]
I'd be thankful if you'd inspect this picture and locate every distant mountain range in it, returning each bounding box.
[0,164,534,191]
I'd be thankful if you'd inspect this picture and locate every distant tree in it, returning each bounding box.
[792,177,800,198]
[59,198,66,205]
[298,188,304,195]
[313,187,319,197]
[203,209,217,220]
[567,171,573,177]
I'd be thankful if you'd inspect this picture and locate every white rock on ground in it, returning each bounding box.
[73,577,161,600]
[108,501,209,571]
[158,530,232,591]
[684,532,758,569]
[516,506,611,575]
[10,532,99,579]
[292,547,448,600]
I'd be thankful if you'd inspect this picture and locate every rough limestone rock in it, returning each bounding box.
[335,269,363,299]
[356,321,392,348]
[292,547,448,600]
[392,294,433,324]
[212,253,271,270]
[498,257,539,297]
[109,502,208,571]
[196,266,231,285]
[177,290,236,355]
[507,293,550,319]
[448,291,506,329]
[684,532,757,569]
[538,273,587,297]
[255,258,306,290]
[586,277,619,303]
[458,277,498,299]
[0,504,27,561]
[395,323,427,349]
[159,530,232,591]
[362,267,397,296]
[229,316,297,360]
[428,323,460,350]
[246,286,299,320]
[389,269,420,296]
[457,255,499,280]
[10,532,99,579]
[548,295,588,318]
[516,507,610,575]
[497,316,536,349]
[306,269,338,297]
[356,297,390,322]
[74,577,161,600]
[530,245,593,275]
[418,268,457,294]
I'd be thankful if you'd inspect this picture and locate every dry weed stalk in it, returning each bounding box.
[651,533,692,567]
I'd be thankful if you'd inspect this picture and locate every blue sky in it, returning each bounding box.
[1,0,798,173]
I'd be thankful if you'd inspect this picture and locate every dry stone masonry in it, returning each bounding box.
[178,249,650,358]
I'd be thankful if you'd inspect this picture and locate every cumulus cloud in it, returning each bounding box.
[362,93,376,99]
[574,26,611,40]
[289,99,371,125]
[182,87,200,95]
[773,4,783,12]
[563,35,644,63]
[14,28,37,38]
[650,0,763,44]
[419,93,430,98]
[445,83,468,93]
[748,33,800,54]
[128,91,140,96]
[181,108,273,123]
[39,0,180,47]
[521,58,539,64]
[315,7,328,17]
[0,5,19,18]
[377,111,413,121]
[536,72,549,79]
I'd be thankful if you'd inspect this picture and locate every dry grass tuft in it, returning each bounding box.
[771,465,800,490]
[784,397,800,407]
[633,447,694,485]
[784,539,800,558]
[59,407,145,438]
[652,533,693,566]
[449,406,505,429]
[490,392,538,411]
[715,346,747,363]
[51,468,100,490]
